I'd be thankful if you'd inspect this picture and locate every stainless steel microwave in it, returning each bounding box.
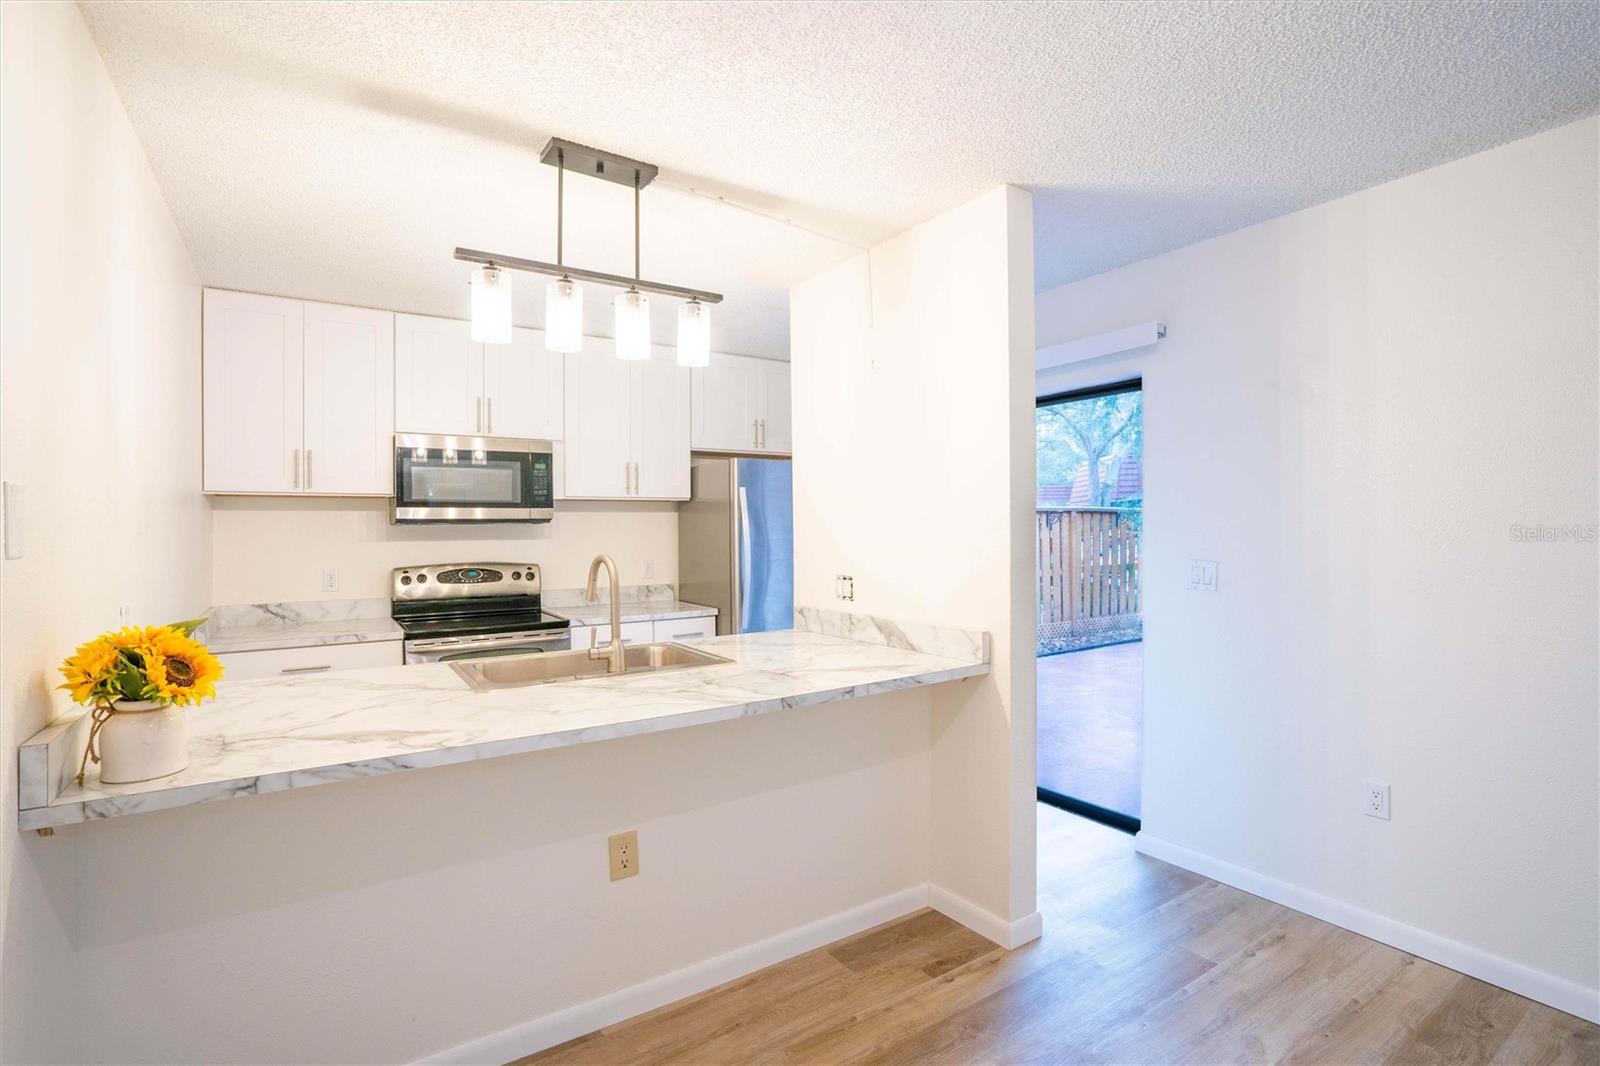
[391,434,555,523]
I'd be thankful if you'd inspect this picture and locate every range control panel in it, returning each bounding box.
[392,562,542,600]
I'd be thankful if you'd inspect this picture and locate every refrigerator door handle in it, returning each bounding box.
[737,483,754,633]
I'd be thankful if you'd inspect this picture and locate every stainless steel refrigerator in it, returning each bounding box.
[678,457,794,635]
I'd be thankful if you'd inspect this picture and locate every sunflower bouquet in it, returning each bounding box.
[59,619,223,708]
[59,618,223,785]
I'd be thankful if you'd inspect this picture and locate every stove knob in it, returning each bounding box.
[401,575,412,586]
[512,571,521,580]
[417,574,428,584]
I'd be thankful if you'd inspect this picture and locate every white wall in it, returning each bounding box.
[210,497,679,603]
[0,2,212,1058]
[790,185,1039,932]
[1036,117,1599,1014]
[67,695,930,1063]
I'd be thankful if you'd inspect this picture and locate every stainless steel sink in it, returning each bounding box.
[450,642,732,692]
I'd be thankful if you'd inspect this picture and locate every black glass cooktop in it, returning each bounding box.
[391,595,570,640]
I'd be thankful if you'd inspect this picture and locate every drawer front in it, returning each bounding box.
[655,615,716,642]
[570,621,654,649]
[219,641,402,681]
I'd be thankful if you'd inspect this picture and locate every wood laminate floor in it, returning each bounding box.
[522,806,1599,1065]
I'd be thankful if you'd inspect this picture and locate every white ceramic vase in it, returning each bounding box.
[98,700,189,784]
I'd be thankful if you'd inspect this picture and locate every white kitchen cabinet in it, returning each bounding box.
[754,358,792,453]
[483,327,563,439]
[632,350,691,498]
[218,641,401,680]
[203,290,304,493]
[395,316,564,440]
[562,342,690,500]
[302,301,394,495]
[690,353,791,455]
[204,291,393,496]
[654,615,716,642]
[561,341,631,497]
[394,314,482,436]
[569,621,654,651]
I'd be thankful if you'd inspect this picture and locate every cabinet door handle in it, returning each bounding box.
[306,449,313,490]
[476,396,483,432]
[759,419,766,448]
[292,448,301,489]
[752,418,758,448]
[280,664,332,674]
[487,397,493,433]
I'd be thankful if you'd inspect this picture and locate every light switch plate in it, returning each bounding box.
[2,482,22,560]
[1186,559,1218,592]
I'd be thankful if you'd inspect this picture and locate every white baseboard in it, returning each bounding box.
[929,884,1044,950]
[415,885,932,1065]
[1135,832,1600,1025]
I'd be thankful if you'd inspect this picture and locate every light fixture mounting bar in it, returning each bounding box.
[454,247,724,304]
[539,138,658,190]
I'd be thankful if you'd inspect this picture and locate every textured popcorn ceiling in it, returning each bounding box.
[80,1,1600,358]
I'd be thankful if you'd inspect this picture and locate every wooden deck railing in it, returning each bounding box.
[1037,507,1141,646]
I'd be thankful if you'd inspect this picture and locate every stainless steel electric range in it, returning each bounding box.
[391,562,571,664]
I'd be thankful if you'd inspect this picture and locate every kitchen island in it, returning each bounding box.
[18,623,987,830]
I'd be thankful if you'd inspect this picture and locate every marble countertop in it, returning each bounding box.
[559,599,717,628]
[205,617,405,654]
[18,627,985,830]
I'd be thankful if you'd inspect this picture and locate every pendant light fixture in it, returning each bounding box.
[613,170,651,360]
[455,138,722,364]
[543,149,584,352]
[676,299,710,367]
[469,265,512,344]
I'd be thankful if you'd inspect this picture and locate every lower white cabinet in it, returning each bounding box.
[654,616,716,641]
[569,621,654,650]
[219,641,401,681]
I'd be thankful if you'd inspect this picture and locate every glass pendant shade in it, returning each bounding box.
[544,278,584,352]
[469,266,512,344]
[614,289,651,360]
[676,300,711,367]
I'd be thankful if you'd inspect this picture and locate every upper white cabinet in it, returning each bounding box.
[632,349,692,498]
[690,354,792,454]
[484,328,564,439]
[753,358,792,453]
[204,290,393,496]
[394,315,563,440]
[394,314,480,436]
[302,301,394,495]
[563,342,690,499]
[204,291,304,493]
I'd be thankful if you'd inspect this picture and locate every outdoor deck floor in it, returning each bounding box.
[1037,641,1142,818]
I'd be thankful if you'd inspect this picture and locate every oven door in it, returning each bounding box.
[404,628,573,665]
[392,434,554,523]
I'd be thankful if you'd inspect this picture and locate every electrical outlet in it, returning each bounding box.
[117,605,131,627]
[321,568,340,593]
[1364,781,1391,820]
[835,574,855,602]
[644,559,656,579]
[608,830,639,881]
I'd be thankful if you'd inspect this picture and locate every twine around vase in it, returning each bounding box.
[74,702,119,786]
